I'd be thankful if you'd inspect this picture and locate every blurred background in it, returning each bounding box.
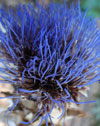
[0,0,100,17]
[0,0,100,126]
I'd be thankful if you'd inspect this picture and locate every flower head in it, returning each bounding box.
[0,1,100,125]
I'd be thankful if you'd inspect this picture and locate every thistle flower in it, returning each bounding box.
[0,1,100,126]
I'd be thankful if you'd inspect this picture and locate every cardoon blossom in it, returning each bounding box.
[0,1,100,126]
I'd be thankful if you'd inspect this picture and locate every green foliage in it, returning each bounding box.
[80,0,100,17]
[92,92,100,126]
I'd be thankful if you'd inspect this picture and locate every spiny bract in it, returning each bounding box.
[0,1,100,126]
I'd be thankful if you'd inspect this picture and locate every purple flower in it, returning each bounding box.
[0,1,100,125]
